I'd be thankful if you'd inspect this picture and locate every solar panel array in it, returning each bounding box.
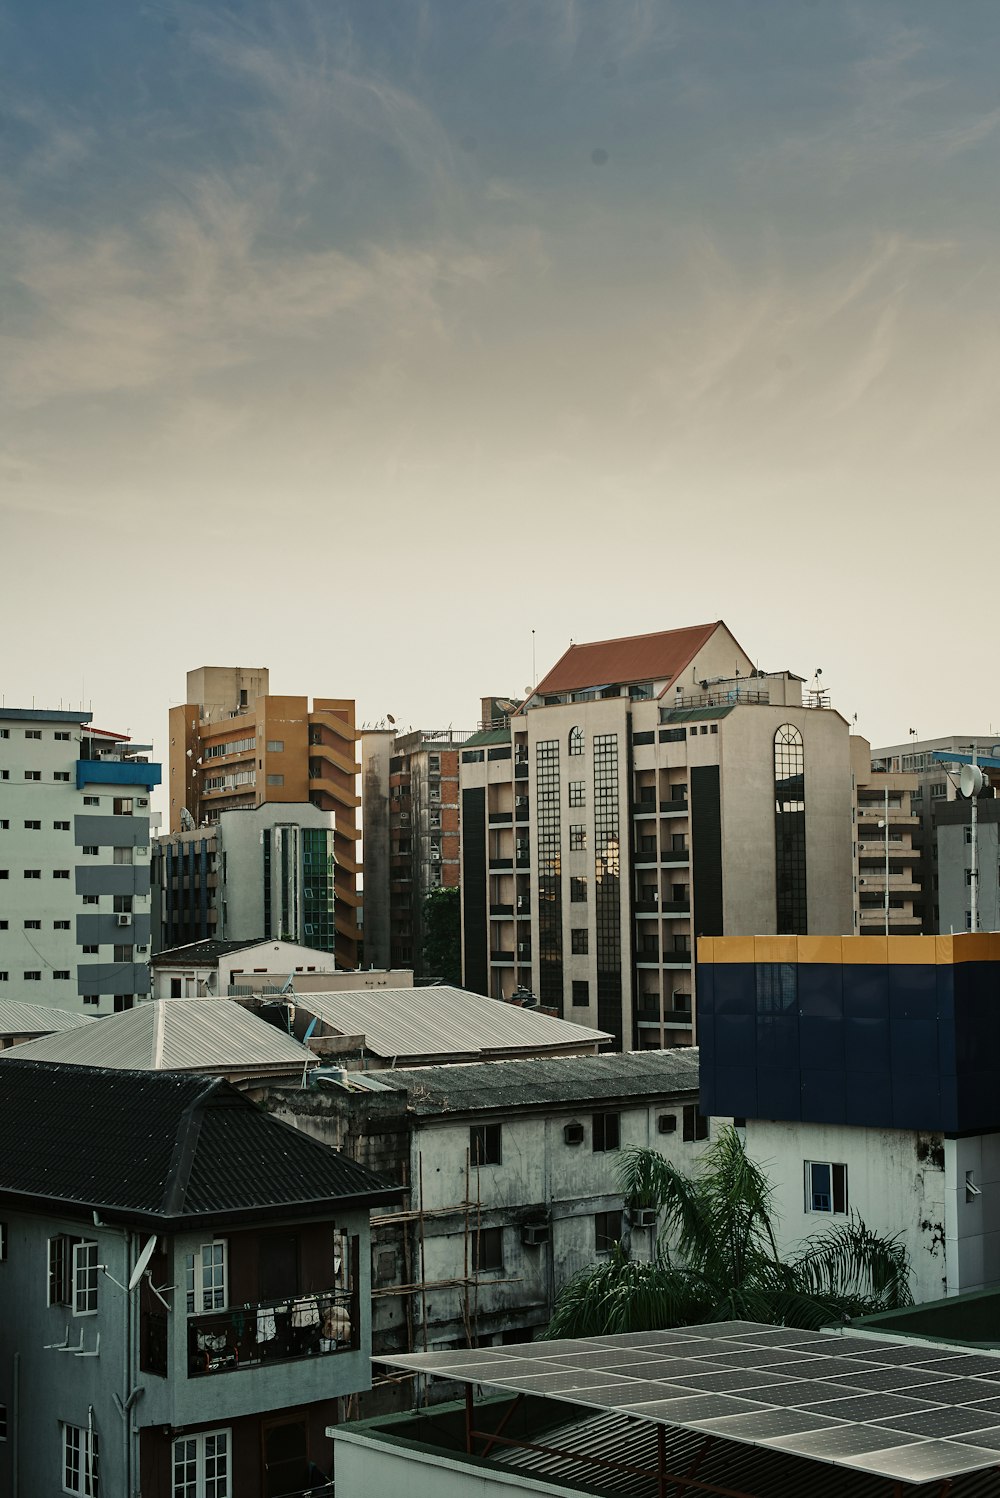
[378,1320,1000,1484]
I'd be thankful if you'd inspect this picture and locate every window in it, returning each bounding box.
[53,820,70,830]
[571,928,589,954]
[23,819,40,830]
[568,780,585,807]
[595,1211,622,1254]
[73,1239,99,1314]
[53,970,71,981]
[570,877,588,903]
[0,821,6,830]
[572,980,590,1006]
[592,1112,620,1152]
[54,771,71,782]
[683,1105,709,1142]
[83,996,99,1005]
[0,729,7,738]
[569,824,586,851]
[470,1123,502,1166]
[112,797,133,815]
[113,995,134,1013]
[0,975,7,982]
[806,1161,847,1214]
[23,919,40,930]
[24,771,40,781]
[569,726,584,756]
[83,796,100,806]
[83,895,98,905]
[24,729,41,740]
[55,731,71,741]
[113,847,133,865]
[24,972,41,981]
[63,1422,99,1496]
[172,1429,230,1498]
[266,773,284,786]
[49,1235,98,1312]
[53,869,70,879]
[24,870,40,880]
[82,846,99,857]
[266,740,284,752]
[472,1226,503,1273]
[113,946,133,964]
[185,1241,228,1312]
[54,919,70,929]
[83,945,99,955]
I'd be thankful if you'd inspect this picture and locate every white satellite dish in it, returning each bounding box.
[128,1234,158,1292]
[960,765,989,799]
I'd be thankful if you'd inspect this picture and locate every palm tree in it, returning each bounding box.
[545,1127,912,1338]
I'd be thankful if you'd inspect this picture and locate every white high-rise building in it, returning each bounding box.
[0,709,161,1013]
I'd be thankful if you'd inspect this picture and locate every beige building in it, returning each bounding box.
[851,737,922,936]
[460,622,854,1050]
[168,667,361,967]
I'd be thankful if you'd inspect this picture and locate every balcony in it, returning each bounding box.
[488,811,513,824]
[660,799,688,816]
[634,847,659,866]
[488,858,513,871]
[634,901,659,915]
[490,950,515,964]
[633,803,657,819]
[661,901,690,915]
[514,763,529,781]
[188,1289,355,1377]
[490,904,515,917]
[661,848,690,864]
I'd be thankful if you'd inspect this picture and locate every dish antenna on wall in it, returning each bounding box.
[386,714,396,725]
[960,765,990,800]
[129,1235,158,1291]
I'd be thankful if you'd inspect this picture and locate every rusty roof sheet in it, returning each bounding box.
[534,623,721,696]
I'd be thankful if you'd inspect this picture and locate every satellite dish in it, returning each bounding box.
[386,713,396,725]
[128,1235,158,1291]
[960,765,989,799]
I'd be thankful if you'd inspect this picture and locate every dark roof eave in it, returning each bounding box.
[0,1184,404,1231]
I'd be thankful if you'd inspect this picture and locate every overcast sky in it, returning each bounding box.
[3,1,999,760]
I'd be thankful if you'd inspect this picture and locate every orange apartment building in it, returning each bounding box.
[168,667,361,968]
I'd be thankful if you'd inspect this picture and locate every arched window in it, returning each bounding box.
[568,726,584,757]
[774,724,807,933]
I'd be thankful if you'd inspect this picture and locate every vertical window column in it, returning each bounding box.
[535,740,563,1011]
[594,733,622,1046]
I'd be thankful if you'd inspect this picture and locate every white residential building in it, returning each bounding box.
[0,709,160,1014]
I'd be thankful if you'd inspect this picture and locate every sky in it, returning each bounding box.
[3,0,1000,762]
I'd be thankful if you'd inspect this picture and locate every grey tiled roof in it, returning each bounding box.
[0,1059,399,1227]
[374,1048,701,1115]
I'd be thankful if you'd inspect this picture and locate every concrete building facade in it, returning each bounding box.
[362,728,469,973]
[851,737,922,936]
[152,802,340,956]
[0,709,160,1015]
[936,799,1000,934]
[461,624,854,1050]
[168,667,361,966]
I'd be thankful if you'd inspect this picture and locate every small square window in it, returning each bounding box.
[571,929,589,955]
[54,920,70,929]
[24,972,41,981]
[83,945,99,955]
[595,1210,622,1254]
[23,819,40,830]
[54,970,70,980]
[82,895,99,906]
[267,773,284,786]
[571,980,589,1006]
[470,1123,502,1166]
[592,1112,620,1152]
[570,877,587,903]
[24,729,41,740]
[83,996,99,1005]
[53,771,70,781]
[569,824,586,851]
[55,731,71,741]
[82,846,99,857]
[683,1105,709,1142]
[53,869,70,879]
[53,820,70,830]
[568,781,585,807]
[23,920,41,930]
[23,870,40,880]
[0,974,7,982]
[112,797,133,815]
[806,1161,848,1214]
[83,796,100,806]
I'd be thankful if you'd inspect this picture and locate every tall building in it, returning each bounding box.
[168,667,361,967]
[850,738,922,936]
[0,708,160,1013]
[152,803,340,954]
[460,623,853,1049]
[361,727,468,972]
[873,734,1000,931]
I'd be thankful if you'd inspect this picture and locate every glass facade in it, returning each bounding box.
[594,732,622,1044]
[535,739,563,1010]
[301,826,336,951]
[774,724,807,933]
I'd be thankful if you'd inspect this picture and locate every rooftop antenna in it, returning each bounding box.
[959,748,990,933]
[128,1235,158,1291]
[532,629,536,689]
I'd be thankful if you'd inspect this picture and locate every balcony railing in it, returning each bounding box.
[188,1289,355,1377]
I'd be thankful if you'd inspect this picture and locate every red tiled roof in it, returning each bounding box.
[534,623,722,696]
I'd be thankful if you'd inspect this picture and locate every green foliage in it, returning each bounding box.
[545,1127,913,1338]
[421,886,461,983]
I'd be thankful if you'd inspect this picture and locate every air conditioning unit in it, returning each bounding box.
[135,944,148,954]
[627,1205,658,1230]
[563,1122,584,1146]
[115,914,131,927]
[137,798,148,808]
[657,1113,677,1134]
[521,1221,549,1247]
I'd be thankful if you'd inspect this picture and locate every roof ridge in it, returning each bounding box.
[558,621,720,650]
[153,1001,165,1070]
[161,1075,226,1216]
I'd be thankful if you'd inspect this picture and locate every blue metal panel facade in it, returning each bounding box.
[76,759,162,789]
[699,958,998,1135]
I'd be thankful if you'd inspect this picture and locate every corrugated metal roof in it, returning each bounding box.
[535,623,721,695]
[152,937,268,964]
[3,1000,312,1074]
[374,1049,700,1114]
[0,1060,398,1225]
[297,987,610,1061]
[0,1000,94,1037]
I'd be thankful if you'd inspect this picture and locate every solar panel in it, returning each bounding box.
[371,1320,1000,1485]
